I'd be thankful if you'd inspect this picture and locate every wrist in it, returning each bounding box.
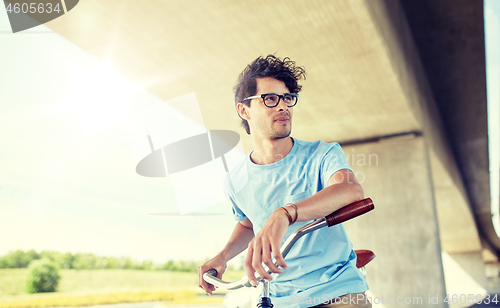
[217,250,229,263]
[275,207,292,226]
[285,203,298,224]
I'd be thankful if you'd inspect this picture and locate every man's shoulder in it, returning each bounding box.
[227,154,247,176]
[223,154,248,193]
[293,137,341,155]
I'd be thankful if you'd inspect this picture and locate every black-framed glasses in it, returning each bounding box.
[243,93,299,108]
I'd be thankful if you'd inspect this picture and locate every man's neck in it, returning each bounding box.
[249,136,294,165]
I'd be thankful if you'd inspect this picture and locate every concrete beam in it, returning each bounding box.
[363,0,482,255]
[398,0,496,255]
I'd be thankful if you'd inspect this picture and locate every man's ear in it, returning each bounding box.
[237,102,250,120]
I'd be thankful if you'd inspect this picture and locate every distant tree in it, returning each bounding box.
[0,257,8,268]
[26,258,60,293]
[104,257,119,269]
[162,260,175,271]
[40,251,63,268]
[1,250,40,268]
[0,250,202,272]
[73,253,97,270]
[25,250,40,265]
[139,260,153,270]
[62,252,74,269]
[178,260,188,272]
[8,250,26,268]
[120,257,133,269]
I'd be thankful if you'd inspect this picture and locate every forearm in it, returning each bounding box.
[218,221,255,262]
[199,221,253,294]
[291,182,364,222]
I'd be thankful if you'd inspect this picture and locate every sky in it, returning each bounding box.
[0,6,242,265]
[485,0,500,236]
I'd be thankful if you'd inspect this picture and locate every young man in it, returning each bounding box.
[198,55,371,308]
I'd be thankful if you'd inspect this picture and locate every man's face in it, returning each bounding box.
[243,77,293,140]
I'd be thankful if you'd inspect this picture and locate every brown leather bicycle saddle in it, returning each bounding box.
[354,250,375,268]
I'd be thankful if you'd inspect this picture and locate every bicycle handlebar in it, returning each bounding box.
[325,198,374,226]
[203,198,374,290]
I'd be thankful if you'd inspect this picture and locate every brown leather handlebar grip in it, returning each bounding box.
[325,198,374,227]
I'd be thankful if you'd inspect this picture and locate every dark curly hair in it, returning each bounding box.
[234,55,306,135]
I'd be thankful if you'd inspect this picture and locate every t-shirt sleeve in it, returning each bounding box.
[320,142,353,187]
[223,174,247,222]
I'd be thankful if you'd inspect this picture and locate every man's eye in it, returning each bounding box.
[265,95,277,101]
[284,95,293,102]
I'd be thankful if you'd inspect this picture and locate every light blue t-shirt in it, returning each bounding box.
[223,137,369,308]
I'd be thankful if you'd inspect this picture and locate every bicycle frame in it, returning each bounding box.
[203,198,375,308]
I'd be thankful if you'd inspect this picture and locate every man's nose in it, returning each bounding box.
[275,97,289,111]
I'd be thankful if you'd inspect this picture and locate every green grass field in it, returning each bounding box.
[0,268,243,307]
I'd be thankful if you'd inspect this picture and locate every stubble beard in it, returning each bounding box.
[253,117,292,140]
[270,122,292,140]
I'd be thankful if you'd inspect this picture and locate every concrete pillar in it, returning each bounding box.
[342,135,447,308]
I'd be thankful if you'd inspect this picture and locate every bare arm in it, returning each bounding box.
[220,219,255,261]
[245,169,364,286]
[198,219,254,294]
[287,169,364,222]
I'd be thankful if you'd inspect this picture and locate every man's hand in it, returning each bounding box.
[198,255,227,295]
[244,208,289,286]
